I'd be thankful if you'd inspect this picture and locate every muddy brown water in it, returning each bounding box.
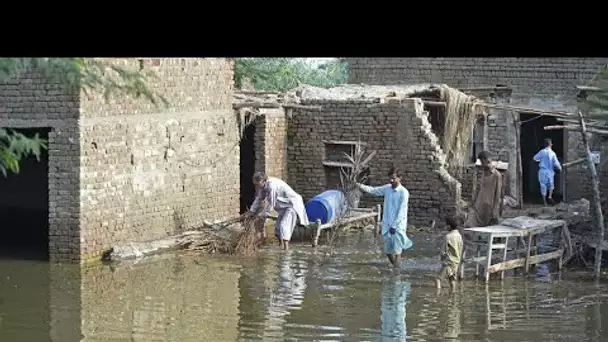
[0,232,607,341]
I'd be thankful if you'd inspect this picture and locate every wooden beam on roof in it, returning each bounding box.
[422,100,446,107]
[544,124,608,135]
[474,102,575,119]
[233,102,281,109]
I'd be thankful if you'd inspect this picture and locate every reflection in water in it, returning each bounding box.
[262,250,308,341]
[443,291,461,340]
[1,233,608,341]
[380,275,410,341]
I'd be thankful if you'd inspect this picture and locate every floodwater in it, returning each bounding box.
[1,232,607,341]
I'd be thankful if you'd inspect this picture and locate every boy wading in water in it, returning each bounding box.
[533,138,562,206]
[357,168,413,267]
[435,215,463,289]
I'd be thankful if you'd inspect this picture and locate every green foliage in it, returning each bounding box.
[0,128,47,177]
[0,58,168,107]
[0,58,166,177]
[234,58,348,92]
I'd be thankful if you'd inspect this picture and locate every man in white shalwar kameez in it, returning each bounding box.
[245,172,309,250]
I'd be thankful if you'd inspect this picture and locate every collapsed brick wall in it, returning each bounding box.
[0,67,82,262]
[252,108,287,180]
[287,98,461,226]
[345,58,608,207]
[78,58,239,260]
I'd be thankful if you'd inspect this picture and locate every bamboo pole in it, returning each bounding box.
[577,110,605,280]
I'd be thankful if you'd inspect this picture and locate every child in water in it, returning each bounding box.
[435,215,464,289]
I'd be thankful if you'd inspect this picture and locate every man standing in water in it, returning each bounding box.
[244,172,309,250]
[466,151,503,228]
[357,168,413,267]
[533,138,562,206]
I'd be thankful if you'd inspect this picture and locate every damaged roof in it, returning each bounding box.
[293,84,438,101]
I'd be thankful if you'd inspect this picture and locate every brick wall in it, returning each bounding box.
[0,67,82,262]
[287,98,461,226]
[252,108,288,180]
[345,58,608,101]
[78,58,238,260]
[0,58,238,262]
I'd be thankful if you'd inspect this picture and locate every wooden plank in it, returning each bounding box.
[233,101,281,109]
[423,100,446,107]
[474,102,575,118]
[488,249,564,273]
[322,140,368,146]
[282,104,322,110]
[322,161,354,168]
[318,212,378,230]
[464,248,528,265]
[576,85,602,92]
[465,225,529,237]
[525,233,533,273]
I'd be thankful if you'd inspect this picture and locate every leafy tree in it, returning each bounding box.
[0,58,167,177]
[233,58,348,92]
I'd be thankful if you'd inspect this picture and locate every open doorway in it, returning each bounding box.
[0,127,51,260]
[519,114,564,204]
[240,121,257,214]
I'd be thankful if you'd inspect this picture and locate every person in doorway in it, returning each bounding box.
[533,138,562,206]
[465,151,504,228]
[357,167,413,267]
[243,172,310,250]
[435,215,464,290]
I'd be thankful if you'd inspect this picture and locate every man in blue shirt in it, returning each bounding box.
[357,168,413,267]
[533,138,562,206]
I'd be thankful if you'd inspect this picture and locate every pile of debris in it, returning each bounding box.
[104,217,264,261]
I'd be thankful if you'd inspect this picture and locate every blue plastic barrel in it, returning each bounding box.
[305,190,346,225]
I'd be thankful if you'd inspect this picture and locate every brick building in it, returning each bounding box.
[0,58,239,262]
[345,58,608,207]
[239,85,471,227]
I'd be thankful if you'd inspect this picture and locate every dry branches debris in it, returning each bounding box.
[339,141,377,210]
[319,142,377,260]
[178,216,264,256]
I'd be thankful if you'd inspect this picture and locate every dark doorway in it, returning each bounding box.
[519,114,564,204]
[0,127,50,260]
[240,121,256,214]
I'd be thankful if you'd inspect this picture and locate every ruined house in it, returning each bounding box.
[0,58,239,262]
[345,58,608,209]
[236,84,487,227]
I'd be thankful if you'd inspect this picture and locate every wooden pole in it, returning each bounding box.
[577,110,605,279]
[514,112,524,208]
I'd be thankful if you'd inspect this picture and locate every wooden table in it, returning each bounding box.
[460,216,572,282]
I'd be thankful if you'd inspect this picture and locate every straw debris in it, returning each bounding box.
[178,216,264,256]
[438,85,484,172]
